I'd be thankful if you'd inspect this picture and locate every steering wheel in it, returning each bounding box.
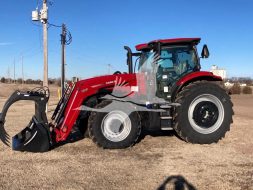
[113,71,121,75]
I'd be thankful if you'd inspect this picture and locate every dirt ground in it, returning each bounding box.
[0,83,252,190]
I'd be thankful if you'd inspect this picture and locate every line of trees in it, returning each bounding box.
[224,77,253,94]
[225,77,253,86]
[0,77,61,86]
[228,83,252,95]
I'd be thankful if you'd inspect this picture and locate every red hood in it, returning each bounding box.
[76,74,137,89]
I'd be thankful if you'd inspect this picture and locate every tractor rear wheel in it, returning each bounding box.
[88,100,141,149]
[174,81,233,144]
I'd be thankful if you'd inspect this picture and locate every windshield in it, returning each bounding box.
[138,51,155,72]
[138,45,199,77]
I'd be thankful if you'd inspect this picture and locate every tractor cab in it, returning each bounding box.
[125,38,209,99]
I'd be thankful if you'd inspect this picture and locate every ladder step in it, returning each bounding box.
[160,116,172,119]
[161,127,173,130]
[160,105,172,109]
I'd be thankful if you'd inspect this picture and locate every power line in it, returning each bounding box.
[47,22,73,46]
[48,22,61,28]
[65,29,72,45]
[48,22,72,45]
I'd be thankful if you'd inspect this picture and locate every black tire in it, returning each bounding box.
[174,81,233,144]
[88,100,141,149]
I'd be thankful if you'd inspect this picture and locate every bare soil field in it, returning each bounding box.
[0,83,252,190]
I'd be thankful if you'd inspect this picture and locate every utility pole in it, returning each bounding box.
[32,0,49,112]
[42,0,48,87]
[21,55,24,85]
[61,24,66,96]
[13,59,16,84]
[7,67,10,83]
[32,0,48,87]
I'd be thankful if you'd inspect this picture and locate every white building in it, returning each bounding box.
[224,81,234,87]
[210,65,227,79]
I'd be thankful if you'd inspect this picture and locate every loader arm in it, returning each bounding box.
[53,74,137,143]
[53,81,106,142]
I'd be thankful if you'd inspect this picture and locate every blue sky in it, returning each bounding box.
[0,0,252,80]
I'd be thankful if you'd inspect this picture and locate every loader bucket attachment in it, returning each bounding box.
[12,117,50,152]
[0,87,52,152]
[0,115,10,146]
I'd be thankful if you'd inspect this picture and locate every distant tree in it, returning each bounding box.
[230,83,241,94]
[35,79,42,85]
[6,78,12,83]
[17,78,23,84]
[48,78,55,85]
[237,77,252,85]
[26,79,33,84]
[242,86,252,94]
[54,78,61,87]
[1,77,6,83]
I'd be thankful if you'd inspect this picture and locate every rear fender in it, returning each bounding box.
[171,71,222,101]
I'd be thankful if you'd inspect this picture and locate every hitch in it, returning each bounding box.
[0,87,51,152]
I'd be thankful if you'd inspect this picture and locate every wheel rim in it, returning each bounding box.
[101,111,132,142]
[188,94,224,134]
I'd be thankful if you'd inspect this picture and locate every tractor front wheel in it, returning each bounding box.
[174,81,233,144]
[88,100,141,149]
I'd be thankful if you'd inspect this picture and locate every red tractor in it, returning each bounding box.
[0,38,233,152]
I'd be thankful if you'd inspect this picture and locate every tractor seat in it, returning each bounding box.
[175,61,189,76]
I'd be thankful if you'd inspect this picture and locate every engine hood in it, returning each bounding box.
[74,73,141,97]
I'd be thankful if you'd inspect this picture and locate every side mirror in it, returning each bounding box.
[201,44,210,58]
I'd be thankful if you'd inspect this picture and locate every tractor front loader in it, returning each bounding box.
[0,87,51,152]
[0,38,233,152]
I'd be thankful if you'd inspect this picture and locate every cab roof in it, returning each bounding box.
[135,38,201,51]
